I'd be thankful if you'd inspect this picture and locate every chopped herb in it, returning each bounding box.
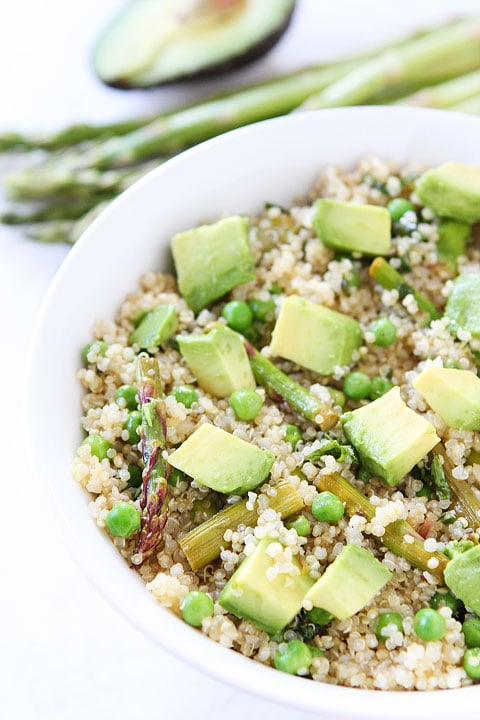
[432,453,451,502]
[307,437,356,464]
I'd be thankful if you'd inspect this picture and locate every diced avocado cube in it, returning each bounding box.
[416,162,480,224]
[178,327,255,397]
[129,304,177,348]
[313,199,391,256]
[342,387,440,487]
[171,216,255,314]
[413,367,480,430]
[437,220,471,271]
[270,295,362,376]
[445,274,480,338]
[168,423,274,495]
[304,544,391,620]
[218,537,314,634]
[445,545,480,615]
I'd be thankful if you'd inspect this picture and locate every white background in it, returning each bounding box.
[1,1,480,718]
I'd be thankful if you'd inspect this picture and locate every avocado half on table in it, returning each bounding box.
[93,0,296,88]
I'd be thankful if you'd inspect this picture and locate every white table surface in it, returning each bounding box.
[2,1,480,718]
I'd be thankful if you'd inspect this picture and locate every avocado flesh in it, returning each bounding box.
[168,423,274,495]
[304,544,392,620]
[129,304,177,348]
[445,273,480,338]
[313,199,391,256]
[270,295,362,376]
[413,367,480,430]
[342,387,440,487]
[94,0,296,88]
[444,546,480,615]
[178,327,255,397]
[416,162,480,224]
[437,219,471,271]
[219,537,314,634]
[171,216,255,314]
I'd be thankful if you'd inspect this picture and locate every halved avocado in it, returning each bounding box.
[93,0,296,88]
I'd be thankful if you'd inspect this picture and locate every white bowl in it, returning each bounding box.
[27,107,480,719]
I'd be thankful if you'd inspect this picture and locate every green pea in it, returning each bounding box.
[248,298,275,322]
[413,608,446,641]
[311,491,344,523]
[241,325,260,345]
[274,640,313,675]
[463,647,480,679]
[369,376,393,400]
[371,318,397,347]
[286,515,311,537]
[229,388,263,421]
[222,300,253,331]
[126,464,142,488]
[376,612,404,641]
[387,198,415,222]
[343,372,372,400]
[82,434,111,461]
[106,502,141,538]
[430,590,458,617]
[168,466,186,487]
[82,340,108,365]
[462,618,480,648]
[307,607,333,626]
[180,591,214,627]
[171,384,198,408]
[309,646,326,658]
[124,410,142,444]
[284,424,302,449]
[115,384,138,410]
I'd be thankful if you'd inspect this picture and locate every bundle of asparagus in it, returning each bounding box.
[2,16,480,244]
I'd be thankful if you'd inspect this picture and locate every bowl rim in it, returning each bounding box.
[26,106,480,718]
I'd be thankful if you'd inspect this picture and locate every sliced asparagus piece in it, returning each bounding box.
[133,355,169,564]
[316,473,447,581]
[451,95,480,114]
[299,18,480,110]
[179,479,304,571]
[243,340,339,430]
[369,257,441,321]
[433,445,480,530]
[396,69,480,109]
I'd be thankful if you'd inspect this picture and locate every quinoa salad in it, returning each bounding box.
[71,156,480,691]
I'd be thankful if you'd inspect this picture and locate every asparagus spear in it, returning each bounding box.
[26,201,111,243]
[179,480,304,571]
[299,18,480,111]
[0,192,115,225]
[369,257,441,321]
[317,473,448,581]
[5,159,158,202]
[451,95,480,114]
[243,340,339,430]
[132,355,169,564]
[0,118,149,152]
[433,445,480,530]
[395,69,480,109]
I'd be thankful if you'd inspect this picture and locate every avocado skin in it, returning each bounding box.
[445,546,480,615]
[96,2,296,89]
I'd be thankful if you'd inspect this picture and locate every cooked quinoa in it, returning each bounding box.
[71,156,480,691]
